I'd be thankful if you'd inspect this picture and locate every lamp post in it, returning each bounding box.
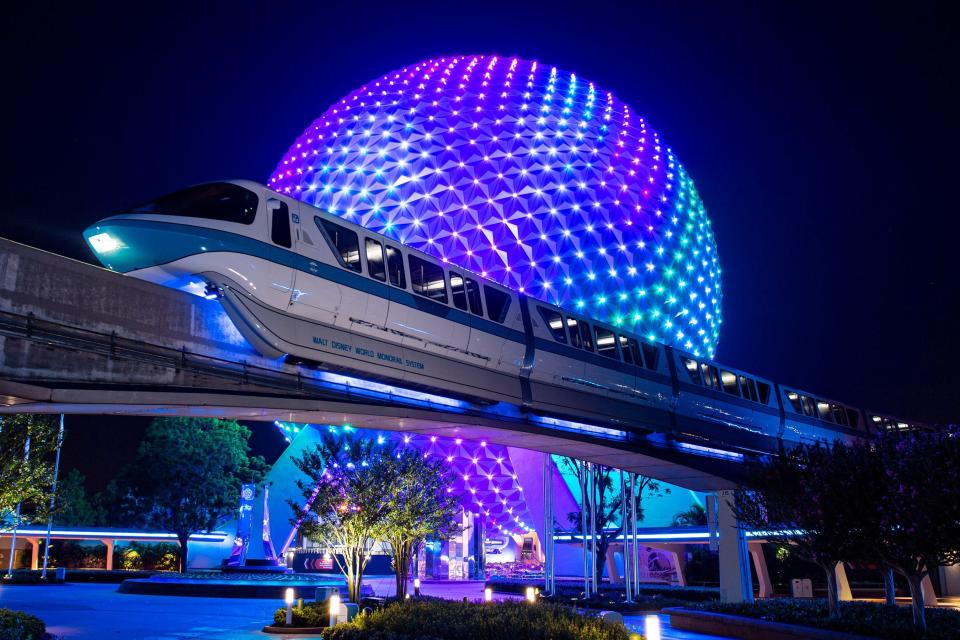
[525,586,536,603]
[644,614,662,640]
[5,427,30,578]
[284,588,295,626]
[413,577,421,597]
[329,593,341,627]
[484,587,493,602]
[41,415,65,579]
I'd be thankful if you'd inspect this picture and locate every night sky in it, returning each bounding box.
[1,2,956,484]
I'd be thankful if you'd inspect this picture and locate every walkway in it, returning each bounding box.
[0,582,731,639]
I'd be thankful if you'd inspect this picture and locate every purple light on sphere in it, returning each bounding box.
[271,55,722,355]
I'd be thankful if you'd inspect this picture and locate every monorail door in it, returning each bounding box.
[265,196,297,310]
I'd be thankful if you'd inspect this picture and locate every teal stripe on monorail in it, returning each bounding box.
[87,219,527,344]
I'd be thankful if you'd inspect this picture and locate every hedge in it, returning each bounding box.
[0,609,46,640]
[695,599,960,640]
[275,599,630,640]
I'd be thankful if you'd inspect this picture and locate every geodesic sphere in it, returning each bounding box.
[271,55,722,357]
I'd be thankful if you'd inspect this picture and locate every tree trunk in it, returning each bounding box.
[347,550,362,603]
[823,564,839,619]
[394,541,411,600]
[883,569,897,606]
[905,572,928,631]
[595,539,609,585]
[177,533,189,573]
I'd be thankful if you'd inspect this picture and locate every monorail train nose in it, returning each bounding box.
[83,217,211,275]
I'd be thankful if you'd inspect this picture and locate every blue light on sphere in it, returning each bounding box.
[271,55,722,356]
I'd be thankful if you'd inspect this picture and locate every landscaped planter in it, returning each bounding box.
[262,624,329,634]
[665,607,872,640]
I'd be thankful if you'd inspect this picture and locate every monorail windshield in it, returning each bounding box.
[131,182,259,224]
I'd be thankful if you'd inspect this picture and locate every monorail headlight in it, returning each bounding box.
[88,232,121,253]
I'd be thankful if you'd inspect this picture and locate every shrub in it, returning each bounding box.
[486,577,718,604]
[305,599,629,640]
[695,598,960,640]
[0,608,46,640]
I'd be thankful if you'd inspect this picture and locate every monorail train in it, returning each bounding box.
[83,180,923,455]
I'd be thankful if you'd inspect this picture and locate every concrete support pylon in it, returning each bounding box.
[835,562,852,601]
[102,539,115,571]
[921,574,938,605]
[718,489,754,603]
[26,538,39,570]
[748,543,773,598]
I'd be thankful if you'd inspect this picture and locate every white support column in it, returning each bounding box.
[26,538,40,571]
[835,562,852,601]
[670,547,688,587]
[748,543,773,598]
[921,573,938,605]
[718,490,754,603]
[102,540,115,571]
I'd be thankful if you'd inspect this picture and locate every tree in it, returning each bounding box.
[671,502,707,528]
[291,432,393,602]
[561,458,667,582]
[869,428,960,631]
[112,417,266,572]
[734,442,880,618]
[0,414,59,526]
[54,469,103,527]
[378,449,461,599]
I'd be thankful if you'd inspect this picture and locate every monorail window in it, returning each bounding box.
[484,286,511,323]
[567,317,582,348]
[619,335,641,366]
[785,391,803,413]
[846,408,861,429]
[700,364,720,390]
[409,255,448,303]
[739,376,759,402]
[683,358,702,384]
[800,395,817,417]
[641,343,659,370]
[466,277,483,315]
[539,307,567,343]
[131,182,259,225]
[720,370,740,396]
[450,272,468,311]
[317,218,360,271]
[831,405,850,426]
[595,327,618,359]
[579,321,594,351]
[365,238,385,281]
[386,245,406,288]
[272,202,292,248]
[756,381,771,405]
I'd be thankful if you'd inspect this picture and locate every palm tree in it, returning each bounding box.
[671,503,707,527]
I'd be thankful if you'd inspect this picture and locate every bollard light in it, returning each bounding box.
[284,588,295,626]
[414,577,421,597]
[644,614,661,640]
[484,587,493,602]
[329,593,341,627]
[525,586,536,603]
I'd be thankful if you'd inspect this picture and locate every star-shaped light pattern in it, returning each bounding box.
[276,423,535,536]
[272,55,722,356]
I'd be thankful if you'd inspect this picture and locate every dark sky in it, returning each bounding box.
[1,1,957,483]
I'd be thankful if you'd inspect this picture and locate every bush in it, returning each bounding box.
[0,608,46,640]
[308,599,629,640]
[695,598,960,640]
[486,577,718,604]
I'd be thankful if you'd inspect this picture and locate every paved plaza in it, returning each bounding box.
[0,581,730,639]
